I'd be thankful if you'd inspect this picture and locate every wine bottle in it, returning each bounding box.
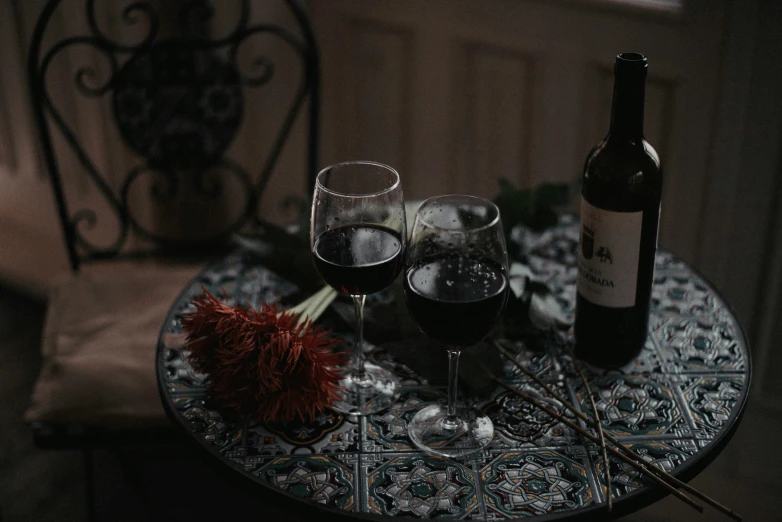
[574,52,663,368]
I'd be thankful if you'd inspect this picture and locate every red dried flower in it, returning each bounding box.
[181,289,346,423]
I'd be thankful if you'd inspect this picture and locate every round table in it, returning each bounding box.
[156,216,751,521]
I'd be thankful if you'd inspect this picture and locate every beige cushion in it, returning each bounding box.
[25,261,202,430]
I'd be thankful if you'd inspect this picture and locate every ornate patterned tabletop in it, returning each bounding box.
[156,216,751,521]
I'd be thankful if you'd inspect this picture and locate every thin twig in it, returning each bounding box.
[494,340,742,521]
[565,344,612,512]
[483,370,703,514]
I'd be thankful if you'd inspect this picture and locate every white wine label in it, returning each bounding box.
[577,198,643,308]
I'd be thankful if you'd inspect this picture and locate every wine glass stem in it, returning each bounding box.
[351,294,367,380]
[444,349,461,430]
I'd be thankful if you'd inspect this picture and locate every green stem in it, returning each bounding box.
[288,285,337,327]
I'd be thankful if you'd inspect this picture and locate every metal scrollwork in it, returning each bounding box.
[29,0,319,269]
[179,0,251,44]
[230,25,310,218]
[120,159,254,245]
[121,165,178,206]
[231,26,296,86]
[70,208,125,258]
[43,37,118,97]
[199,159,256,226]
[111,41,244,170]
[121,165,177,243]
[39,36,128,256]
[87,0,159,52]
[179,0,216,38]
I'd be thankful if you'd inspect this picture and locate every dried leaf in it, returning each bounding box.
[529,293,570,331]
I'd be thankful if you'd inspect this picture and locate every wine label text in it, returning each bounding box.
[577,198,642,308]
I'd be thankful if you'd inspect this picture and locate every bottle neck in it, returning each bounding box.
[609,73,646,139]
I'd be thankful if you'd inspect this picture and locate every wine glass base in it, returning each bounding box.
[331,362,401,416]
[408,404,494,458]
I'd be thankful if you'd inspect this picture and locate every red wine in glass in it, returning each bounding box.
[310,161,406,416]
[313,224,403,295]
[404,253,508,349]
[403,194,508,458]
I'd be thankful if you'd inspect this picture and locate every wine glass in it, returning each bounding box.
[404,195,509,457]
[310,161,405,415]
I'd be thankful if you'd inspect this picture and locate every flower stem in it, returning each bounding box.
[309,287,337,324]
[288,285,337,326]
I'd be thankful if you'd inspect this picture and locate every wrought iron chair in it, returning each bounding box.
[26,0,319,516]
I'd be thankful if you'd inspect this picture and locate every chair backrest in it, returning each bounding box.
[28,0,320,271]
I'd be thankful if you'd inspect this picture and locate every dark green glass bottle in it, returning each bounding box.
[574,53,663,368]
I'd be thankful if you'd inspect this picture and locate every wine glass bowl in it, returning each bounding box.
[403,195,509,457]
[311,161,406,415]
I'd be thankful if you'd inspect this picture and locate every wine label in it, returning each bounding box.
[577,198,643,308]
